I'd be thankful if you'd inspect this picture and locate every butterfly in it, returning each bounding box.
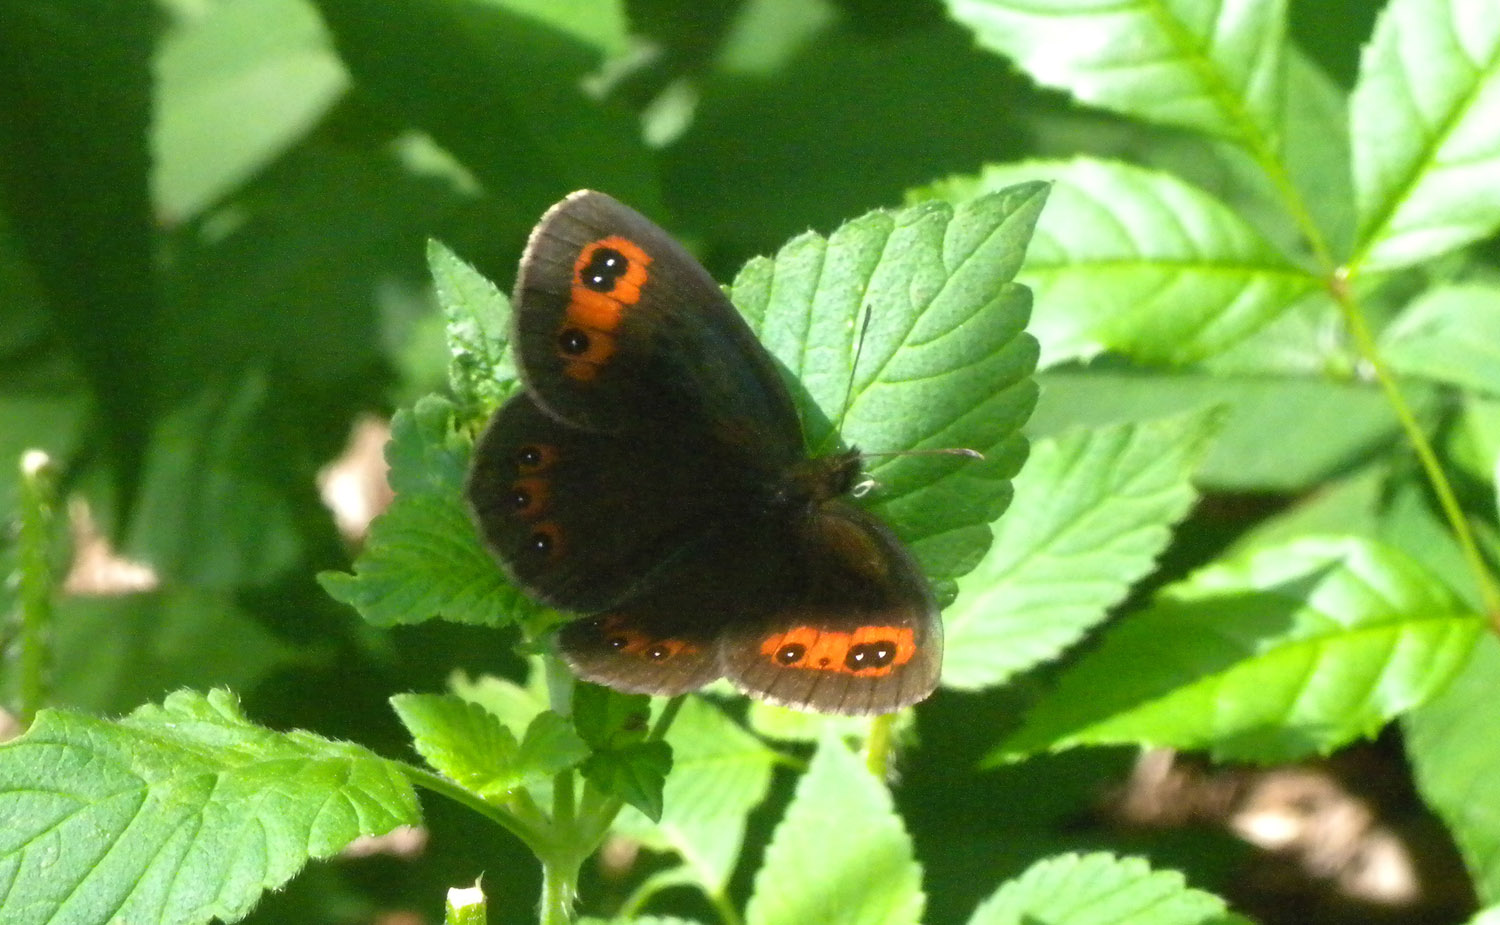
[465,191,940,715]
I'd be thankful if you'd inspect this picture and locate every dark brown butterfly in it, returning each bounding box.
[465,191,940,715]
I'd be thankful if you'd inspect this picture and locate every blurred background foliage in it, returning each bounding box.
[0,0,1466,923]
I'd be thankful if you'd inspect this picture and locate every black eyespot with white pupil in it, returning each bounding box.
[558,326,591,355]
[528,530,553,554]
[508,486,531,510]
[581,247,628,291]
[845,640,896,671]
[775,643,806,665]
[516,445,544,468]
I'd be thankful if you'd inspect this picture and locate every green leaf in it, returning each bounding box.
[582,741,673,823]
[746,732,923,925]
[613,698,778,892]
[159,137,462,397]
[1381,283,1500,396]
[309,0,658,229]
[126,372,302,587]
[968,852,1247,925]
[944,409,1222,690]
[318,395,530,626]
[450,666,550,734]
[573,684,670,821]
[51,589,301,716]
[1231,468,1386,556]
[490,0,631,57]
[992,536,1482,764]
[944,0,1287,144]
[714,0,836,77]
[0,689,420,925]
[153,0,348,221]
[731,185,1043,586]
[582,911,705,917]
[1279,49,1356,258]
[662,17,1029,258]
[572,683,653,750]
[391,694,586,798]
[516,710,591,776]
[746,698,911,743]
[1031,369,1427,492]
[429,239,515,420]
[1404,634,1500,903]
[1351,0,1500,270]
[0,0,158,509]
[445,668,567,806]
[917,159,1323,366]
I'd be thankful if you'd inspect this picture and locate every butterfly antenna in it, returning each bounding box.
[860,448,986,461]
[834,304,875,437]
[851,446,984,497]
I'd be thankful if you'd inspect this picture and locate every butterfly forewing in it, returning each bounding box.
[515,190,803,456]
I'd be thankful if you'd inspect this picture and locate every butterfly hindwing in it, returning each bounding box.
[558,495,941,714]
[467,393,731,612]
[717,501,941,715]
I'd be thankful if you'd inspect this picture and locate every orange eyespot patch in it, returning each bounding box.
[557,236,653,382]
[597,614,699,661]
[508,476,549,519]
[759,625,917,677]
[526,522,565,561]
[572,237,651,305]
[515,443,559,474]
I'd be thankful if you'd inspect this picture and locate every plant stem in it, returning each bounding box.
[650,693,685,740]
[1330,272,1500,624]
[534,650,582,923]
[15,451,57,724]
[865,712,895,778]
[1226,74,1500,624]
[538,848,583,925]
[398,762,546,849]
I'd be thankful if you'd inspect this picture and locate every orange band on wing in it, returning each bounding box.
[556,237,652,380]
[596,615,701,661]
[566,288,625,332]
[759,625,917,677]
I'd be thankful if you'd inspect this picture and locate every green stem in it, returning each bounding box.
[864,713,895,778]
[1217,73,1500,622]
[650,693,686,740]
[398,762,547,850]
[541,648,582,924]
[15,451,57,724]
[710,887,746,925]
[538,849,584,925]
[1330,272,1500,624]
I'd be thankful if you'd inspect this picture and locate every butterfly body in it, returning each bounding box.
[466,191,940,715]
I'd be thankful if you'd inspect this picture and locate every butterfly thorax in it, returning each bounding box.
[768,448,861,510]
